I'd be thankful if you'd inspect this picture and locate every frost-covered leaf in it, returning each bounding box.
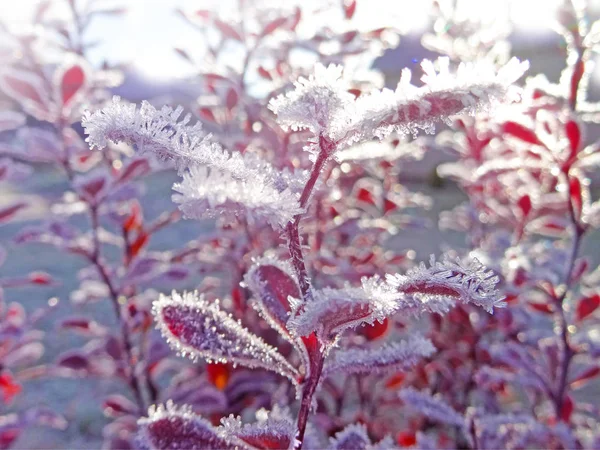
[270,58,528,154]
[243,256,300,341]
[328,423,370,450]
[153,291,300,385]
[82,96,283,182]
[287,284,399,340]
[172,166,301,228]
[323,336,435,377]
[327,423,396,450]
[0,111,26,133]
[398,387,466,430]
[136,401,244,450]
[268,64,355,142]
[219,405,298,450]
[385,254,505,314]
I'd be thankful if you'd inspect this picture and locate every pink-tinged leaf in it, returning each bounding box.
[565,120,581,156]
[576,294,600,321]
[244,256,300,340]
[174,47,192,63]
[57,61,87,107]
[570,366,600,389]
[219,405,298,450]
[258,66,273,80]
[260,17,288,38]
[569,176,583,220]
[343,0,357,20]
[74,172,109,204]
[214,19,243,41]
[226,88,238,110]
[28,271,53,285]
[3,342,44,368]
[57,351,89,371]
[198,107,217,122]
[103,394,140,418]
[0,202,26,224]
[324,336,435,377]
[59,317,106,336]
[116,157,151,184]
[137,401,244,450]
[0,111,26,133]
[0,69,52,120]
[153,291,300,385]
[502,121,541,145]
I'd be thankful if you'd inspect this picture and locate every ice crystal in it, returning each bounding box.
[136,401,243,450]
[172,166,302,228]
[287,284,399,341]
[153,291,300,385]
[398,387,466,430]
[243,256,301,341]
[270,58,528,154]
[219,405,299,450]
[323,335,436,377]
[385,254,505,314]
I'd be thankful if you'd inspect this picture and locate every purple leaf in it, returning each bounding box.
[136,401,244,450]
[153,291,300,385]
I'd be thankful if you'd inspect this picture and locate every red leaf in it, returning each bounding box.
[0,371,22,404]
[116,157,151,183]
[503,121,541,145]
[576,294,600,321]
[103,394,139,417]
[569,176,583,220]
[386,373,405,389]
[0,202,26,223]
[206,363,230,390]
[0,70,48,110]
[58,352,89,371]
[517,194,532,217]
[560,395,574,422]
[59,63,86,106]
[565,120,581,156]
[214,19,242,41]
[529,302,554,314]
[198,107,216,122]
[28,271,53,285]
[356,187,376,205]
[260,17,288,37]
[129,231,149,259]
[343,0,357,19]
[257,66,272,80]
[570,366,600,389]
[396,431,416,447]
[360,317,389,340]
[225,88,238,110]
[123,201,143,233]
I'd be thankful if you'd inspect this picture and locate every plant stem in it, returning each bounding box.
[286,137,331,300]
[89,205,147,412]
[296,351,325,448]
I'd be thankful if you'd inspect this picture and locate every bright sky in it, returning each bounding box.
[0,0,591,81]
